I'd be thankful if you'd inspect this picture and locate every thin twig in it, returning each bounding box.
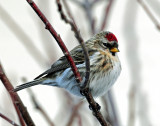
[138,0,160,30]
[0,63,35,126]
[62,0,76,26]
[0,112,20,126]
[56,0,90,89]
[28,89,55,126]
[26,0,82,83]
[0,67,25,126]
[100,0,114,31]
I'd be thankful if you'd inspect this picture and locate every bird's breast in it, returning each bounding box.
[89,53,121,97]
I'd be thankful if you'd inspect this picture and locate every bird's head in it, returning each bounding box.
[91,31,119,56]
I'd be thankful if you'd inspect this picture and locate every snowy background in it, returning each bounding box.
[0,0,160,126]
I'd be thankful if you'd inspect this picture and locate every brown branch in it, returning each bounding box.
[26,0,82,83]
[0,69,25,126]
[28,89,55,126]
[0,63,35,126]
[81,88,111,126]
[138,0,160,30]
[15,108,25,126]
[56,0,90,89]
[0,112,20,126]
[100,0,114,31]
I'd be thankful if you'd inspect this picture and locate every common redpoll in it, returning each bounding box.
[14,31,121,97]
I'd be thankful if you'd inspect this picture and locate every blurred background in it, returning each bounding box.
[0,0,160,126]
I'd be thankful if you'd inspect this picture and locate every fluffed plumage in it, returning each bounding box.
[14,31,121,97]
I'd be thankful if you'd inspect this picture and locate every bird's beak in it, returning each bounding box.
[110,47,119,52]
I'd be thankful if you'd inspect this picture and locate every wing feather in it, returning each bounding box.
[34,45,86,79]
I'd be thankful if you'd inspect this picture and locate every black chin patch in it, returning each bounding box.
[112,52,115,56]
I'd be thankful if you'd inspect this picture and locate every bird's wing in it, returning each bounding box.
[34,45,86,80]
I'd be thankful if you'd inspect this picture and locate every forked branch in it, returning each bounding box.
[0,63,35,126]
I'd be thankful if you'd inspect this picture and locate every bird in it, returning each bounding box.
[14,31,121,97]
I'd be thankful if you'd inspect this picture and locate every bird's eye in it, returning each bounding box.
[102,43,112,49]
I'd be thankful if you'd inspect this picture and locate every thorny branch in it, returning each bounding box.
[0,112,20,126]
[0,63,35,126]
[138,0,160,30]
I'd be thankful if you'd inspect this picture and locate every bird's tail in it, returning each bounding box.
[13,79,44,92]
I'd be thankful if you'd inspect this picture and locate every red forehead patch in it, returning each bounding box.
[105,33,118,42]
